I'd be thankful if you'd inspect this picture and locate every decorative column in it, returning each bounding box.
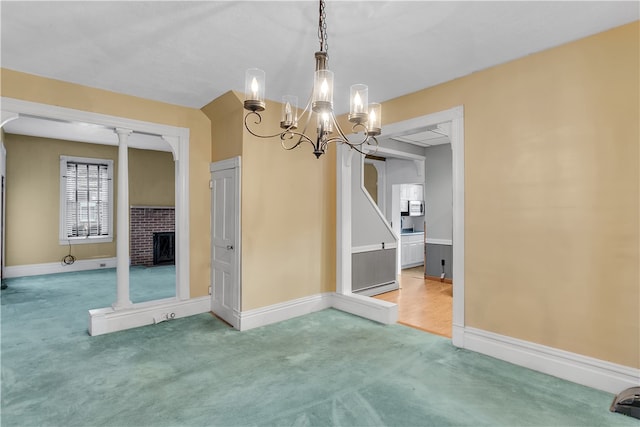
[113,128,132,309]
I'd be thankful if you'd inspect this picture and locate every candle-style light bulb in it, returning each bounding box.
[366,102,381,136]
[251,77,259,100]
[320,79,329,97]
[353,92,363,113]
[284,102,292,122]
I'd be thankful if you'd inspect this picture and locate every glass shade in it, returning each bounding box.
[280,95,298,129]
[312,69,334,112]
[350,84,368,115]
[367,103,382,136]
[317,111,333,134]
[244,68,265,111]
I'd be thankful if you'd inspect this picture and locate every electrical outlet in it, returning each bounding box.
[441,259,445,266]
[208,286,212,295]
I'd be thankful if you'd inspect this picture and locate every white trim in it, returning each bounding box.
[239,292,399,331]
[426,238,453,246]
[449,107,465,347]
[353,281,399,297]
[4,257,117,278]
[363,144,426,162]
[332,293,398,325]
[210,156,241,172]
[239,293,333,331]
[1,97,191,330]
[336,145,352,295]
[88,296,210,336]
[351,243,397,253]
[359,155,397,244]
[1,141,5,281]
[461,327,640,394]
[363,157,386,215]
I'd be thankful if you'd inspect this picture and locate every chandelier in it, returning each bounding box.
[242,0,381,159]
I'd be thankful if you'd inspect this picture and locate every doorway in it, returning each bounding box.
[337,105,464,346]
[210,157,241,329]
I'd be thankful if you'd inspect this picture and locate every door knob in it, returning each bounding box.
[226,245,234,250]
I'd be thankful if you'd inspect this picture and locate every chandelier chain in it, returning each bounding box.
[318,0,328,55]
[243,0,381,159]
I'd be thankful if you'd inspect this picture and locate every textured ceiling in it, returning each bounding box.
[1,1,638,147]
[2,1,638,112]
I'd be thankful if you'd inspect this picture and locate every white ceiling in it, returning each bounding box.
[1,1,638,147]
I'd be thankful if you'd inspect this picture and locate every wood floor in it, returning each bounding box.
[373,266,452,338]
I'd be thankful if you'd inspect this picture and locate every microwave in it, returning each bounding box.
[408,200,424,216]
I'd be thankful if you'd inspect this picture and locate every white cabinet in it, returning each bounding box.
[400,184,424,201]
[401,233,424,268]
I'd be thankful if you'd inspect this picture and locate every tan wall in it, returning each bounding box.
[5,136,117,264]
[378,22,639,367]
[241,98,336,310]
[3,135,175,266]
[205,94,336,311]
[202,90,244,163]
[128,148,175,206]
[1,69,211,297]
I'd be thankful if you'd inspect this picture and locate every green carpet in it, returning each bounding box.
[1,269,636,427]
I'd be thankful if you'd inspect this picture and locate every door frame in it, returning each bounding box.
[337,105,465,347]
[209,156,242,329]
[1,97,192,334]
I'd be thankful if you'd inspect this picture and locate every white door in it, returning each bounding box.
[210,158,241,329]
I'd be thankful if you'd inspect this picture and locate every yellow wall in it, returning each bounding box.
[128,148,175,207]
[1,69,212,297]
[202,90,244,163]
[241,99,336,310]
[3,135,175,265]
[379,22,639,368]
[204,95,336,311]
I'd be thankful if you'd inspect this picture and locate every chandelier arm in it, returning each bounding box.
[328,111,371,148]
[244,112,290,140]
[280,129,317,151]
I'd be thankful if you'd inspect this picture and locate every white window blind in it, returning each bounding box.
[60,156,113,244]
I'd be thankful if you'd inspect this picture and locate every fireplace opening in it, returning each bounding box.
[153,232,175,265]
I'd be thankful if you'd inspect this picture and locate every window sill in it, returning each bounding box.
[60,237,113,245]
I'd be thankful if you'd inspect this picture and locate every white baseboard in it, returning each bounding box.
[239,293,333,331]
[461,326,640,394]
[353,281,399,297]
[5,257,117,278]
[88,296,210,336]
[426,238,452,246]
[331,293,398,325]
[238,292,399,331]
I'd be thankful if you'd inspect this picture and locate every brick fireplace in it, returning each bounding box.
[130,206,175,266]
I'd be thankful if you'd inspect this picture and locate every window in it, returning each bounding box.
[60,156,114,244]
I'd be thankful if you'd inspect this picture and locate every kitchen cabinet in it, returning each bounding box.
[400,184,424,201]
[401,232,424,268]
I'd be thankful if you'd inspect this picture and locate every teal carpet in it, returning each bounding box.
[1,269,636,427]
